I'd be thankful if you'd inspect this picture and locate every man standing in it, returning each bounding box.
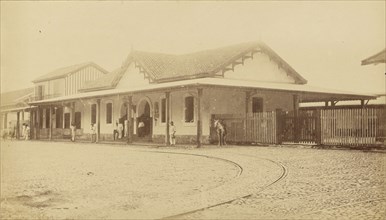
[113,120,119,140]
[25,125,30,140]
[91,123,96,143]
[170,121,176,146]
[70,123,76,142]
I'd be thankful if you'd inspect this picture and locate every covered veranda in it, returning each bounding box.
[29,78,376,147]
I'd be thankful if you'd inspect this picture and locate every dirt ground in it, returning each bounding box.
[1,140,385,219]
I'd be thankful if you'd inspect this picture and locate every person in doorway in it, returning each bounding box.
[113,120,119,140]
[170,121,176,146]
[25,125,30,140]
[118,122,123,139]
[70,123,76,142]
[21,123,26,138]
[91,123,96,143]
[138,121,145,137]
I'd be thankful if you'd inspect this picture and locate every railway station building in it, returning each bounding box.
[2,41,382,147]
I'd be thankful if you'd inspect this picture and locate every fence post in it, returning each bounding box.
[293,95,300,143]
[315,109,322,145]
[244,91,251,144]
[276,109,282,144]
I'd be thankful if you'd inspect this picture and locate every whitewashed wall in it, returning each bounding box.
[115,63,150,89]
[222,52,296,83]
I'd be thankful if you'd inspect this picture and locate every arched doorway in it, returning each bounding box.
[136,98,152,138]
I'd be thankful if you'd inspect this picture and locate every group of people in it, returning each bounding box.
[1,122,30,140]
[113,120,124,140]
[70,123,97,143]
[69,121,175,144]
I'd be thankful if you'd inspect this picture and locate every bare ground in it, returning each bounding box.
[1,141,385,219]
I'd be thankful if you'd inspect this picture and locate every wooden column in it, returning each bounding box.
[165,91,170,145]
[244,91,251,143]
[71,102,75,125]
[16,111,20,139]
[49,106,53,140]
[36,107,40,139]
[360,100,365,108]
[96,99,101,142]
[293,94,300,143]
[21,110,25,123]
[197,88,203,148]
[127,96,133,144]
[29,109,34,139]
[325,101,329,107]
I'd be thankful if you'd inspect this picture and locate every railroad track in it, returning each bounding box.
[160,152,288,219]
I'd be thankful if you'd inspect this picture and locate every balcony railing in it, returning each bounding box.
[30,93,62,102]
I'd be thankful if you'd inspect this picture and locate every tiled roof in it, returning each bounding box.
[1,87,34,107]
[80,41,307,91]
[362,49,386,65]
[32,62,108,83]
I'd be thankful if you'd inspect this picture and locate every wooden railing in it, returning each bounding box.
[321,108,384,146]
[211,107,385,147]
[211,112,276,144]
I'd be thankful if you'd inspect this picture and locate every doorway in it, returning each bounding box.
[136,99,152,138]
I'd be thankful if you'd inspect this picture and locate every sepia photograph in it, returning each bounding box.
[1,1,385,219]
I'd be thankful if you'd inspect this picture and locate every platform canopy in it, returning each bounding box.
[29,78,376,105]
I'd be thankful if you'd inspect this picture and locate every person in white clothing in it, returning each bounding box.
[169,121,176,146]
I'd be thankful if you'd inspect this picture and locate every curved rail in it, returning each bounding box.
[161,153,288,219]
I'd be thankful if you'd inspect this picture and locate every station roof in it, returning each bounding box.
[30,78,376,105]
[0,87,35,112]
[361,49,386,65]
[32,62,108,83]
[80,41,308,92]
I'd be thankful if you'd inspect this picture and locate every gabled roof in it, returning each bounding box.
[80,41,307,92]
[361,49,386,65]
[32,62,108,83]
[1,87,34,110]
[79,67,125,92]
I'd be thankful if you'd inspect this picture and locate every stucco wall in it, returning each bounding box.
[47,87,294,143]
[115,63,150,89]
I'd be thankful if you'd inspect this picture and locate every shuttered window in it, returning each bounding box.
[252,97,264,113]
[75,112,81,129]
[161,98,166,123]
[91,104,96,124]
[106,103,112,124]
[184,96,194,123]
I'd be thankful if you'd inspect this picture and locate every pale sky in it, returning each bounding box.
[1,1,385,94]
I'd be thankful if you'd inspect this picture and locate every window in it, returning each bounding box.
[184,96,194,123]
[45,108,50,128]
[36,85,44,100]
[75,112,81,129]
[64,113,70,128]
[106,103,112,124]
[161,98,166,123]
[91,104,96,124]
[55,107,63,128]
[252,97,264,113]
